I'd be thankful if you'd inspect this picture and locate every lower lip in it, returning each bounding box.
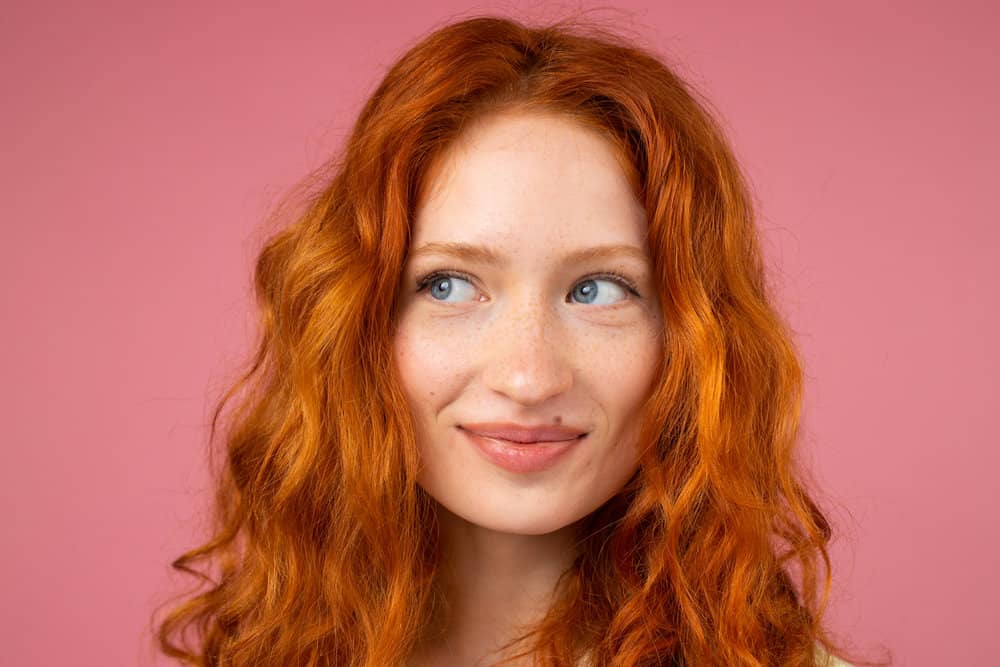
[460,428,585,474]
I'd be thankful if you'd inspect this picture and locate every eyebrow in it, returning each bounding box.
[409,242,651,267]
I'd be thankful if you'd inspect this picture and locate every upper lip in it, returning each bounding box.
[458,422,588,444]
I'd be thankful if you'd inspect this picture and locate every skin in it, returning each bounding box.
[392,109,664,666]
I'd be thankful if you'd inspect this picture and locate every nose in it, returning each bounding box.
[480,295,574,406]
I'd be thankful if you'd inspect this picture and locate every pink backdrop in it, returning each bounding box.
[2,1,996,665]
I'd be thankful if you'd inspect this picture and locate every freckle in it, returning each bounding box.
[553,416,562,425]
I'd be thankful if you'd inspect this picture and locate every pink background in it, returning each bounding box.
[2,1,996,665]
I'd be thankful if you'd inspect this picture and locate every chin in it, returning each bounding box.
[433,499,587,537]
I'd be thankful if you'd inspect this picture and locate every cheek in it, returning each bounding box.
[587,327,662,405]
[391,320,469,409]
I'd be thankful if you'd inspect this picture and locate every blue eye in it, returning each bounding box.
[418,272,478,303]
[570,278,629,305]
[415,271,640,305]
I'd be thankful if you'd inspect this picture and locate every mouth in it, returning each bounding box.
[458,426,588,474]
[457,422,589,444]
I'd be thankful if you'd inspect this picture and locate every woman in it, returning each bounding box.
[155,15,857,667]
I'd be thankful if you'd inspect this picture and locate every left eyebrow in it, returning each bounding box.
[409,242,651,267]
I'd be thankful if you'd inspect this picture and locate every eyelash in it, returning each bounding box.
[414,268,642,300]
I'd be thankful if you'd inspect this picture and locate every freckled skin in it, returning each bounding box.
[391,110,664,537]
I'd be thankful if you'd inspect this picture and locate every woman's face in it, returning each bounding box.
[392,110,664,536]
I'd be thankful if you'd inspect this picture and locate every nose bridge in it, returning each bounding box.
[481,286,573,404]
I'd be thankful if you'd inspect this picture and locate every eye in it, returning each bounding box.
[569,275,635,306]
[415,270,641,306]
[416,271,479,303]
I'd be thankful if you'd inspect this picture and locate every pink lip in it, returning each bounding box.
[458,424,587,474]
[458,422,588,443]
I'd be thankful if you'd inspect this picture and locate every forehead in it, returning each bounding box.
[412,110,647,252]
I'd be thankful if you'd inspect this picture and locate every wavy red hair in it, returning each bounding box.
[153,14,862,667]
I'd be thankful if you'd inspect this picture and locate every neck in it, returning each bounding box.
[413,503,582,666]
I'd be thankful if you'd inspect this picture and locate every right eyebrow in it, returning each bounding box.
[409,242,505,267]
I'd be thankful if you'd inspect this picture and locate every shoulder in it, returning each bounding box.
[815,641,854,667]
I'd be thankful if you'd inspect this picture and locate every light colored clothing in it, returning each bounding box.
[815,641,854,666]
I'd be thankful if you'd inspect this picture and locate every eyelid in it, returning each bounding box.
[587,271,641,297]
[414,268,642,299]
[414,268,477,292]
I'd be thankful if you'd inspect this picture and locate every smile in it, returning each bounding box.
[458,426,587,474]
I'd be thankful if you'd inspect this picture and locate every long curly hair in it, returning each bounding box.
[153,14,858,667]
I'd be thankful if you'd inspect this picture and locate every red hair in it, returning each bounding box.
[154,14,862,667]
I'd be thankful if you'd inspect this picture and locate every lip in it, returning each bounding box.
[458,422,588,443]
[458,425,587,474]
